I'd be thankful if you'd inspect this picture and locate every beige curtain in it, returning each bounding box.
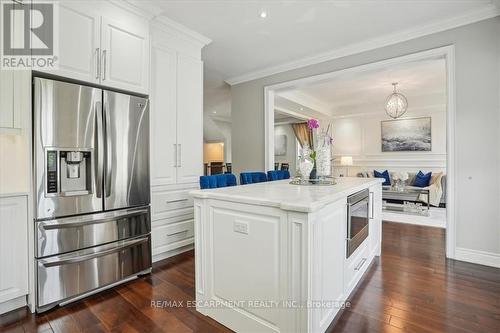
[292,123,313,149]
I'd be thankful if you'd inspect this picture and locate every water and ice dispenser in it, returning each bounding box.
[46,149,92,196]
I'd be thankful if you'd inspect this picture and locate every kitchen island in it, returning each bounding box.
[190,177,383,333]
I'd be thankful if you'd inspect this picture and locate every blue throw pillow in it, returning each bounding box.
[413,171,432,187]
[374,170,391,186]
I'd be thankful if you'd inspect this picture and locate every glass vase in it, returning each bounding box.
[315,144,331,178]
[298,145,314,182]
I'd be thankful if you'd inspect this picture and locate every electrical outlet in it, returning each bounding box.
[233,220,249,235]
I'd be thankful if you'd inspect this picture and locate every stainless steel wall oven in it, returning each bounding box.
[346,189,371,258]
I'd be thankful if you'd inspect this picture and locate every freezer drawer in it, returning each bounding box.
[36,206,151,258]
[37,236,151,309]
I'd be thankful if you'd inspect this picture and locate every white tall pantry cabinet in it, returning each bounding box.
[42,1,150,94]
[149,21,209,262]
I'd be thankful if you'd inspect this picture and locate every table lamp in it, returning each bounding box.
[340,156,353,177]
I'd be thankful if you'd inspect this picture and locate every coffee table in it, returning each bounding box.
[382,186,430,216]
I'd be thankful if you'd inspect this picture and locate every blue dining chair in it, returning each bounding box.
[199,173,237,189]
[240,172,268,185]
[267,170,290,181]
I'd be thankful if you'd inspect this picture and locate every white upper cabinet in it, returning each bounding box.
[150,46,203,186]
[149,20,209,187]
[55,3,100,83]
[40,1,149,94]
[176,54,203,184]
[151,45,178,186]
[101,17,149,93]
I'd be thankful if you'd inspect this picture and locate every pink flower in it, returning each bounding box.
[307,118,319,129]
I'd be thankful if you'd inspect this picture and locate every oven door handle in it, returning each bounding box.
[346,203,351,240]
[369,191,374,219]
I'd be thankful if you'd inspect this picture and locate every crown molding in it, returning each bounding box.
[121,0,211,46]
[152,15,212,47]
[108,0,156,20]
[225,4,500,85]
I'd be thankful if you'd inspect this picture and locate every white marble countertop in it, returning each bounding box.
[190,177,383,213]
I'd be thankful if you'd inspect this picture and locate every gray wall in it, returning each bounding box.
[231,18,500,255]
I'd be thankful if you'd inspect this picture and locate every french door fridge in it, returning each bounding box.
[33,77,151,312]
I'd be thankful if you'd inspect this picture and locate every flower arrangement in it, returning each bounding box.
[307,118,320,130]
[303,118,334,179]
[392,171,409,191]
[392,171,409,182]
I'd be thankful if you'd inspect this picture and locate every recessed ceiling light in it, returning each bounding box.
[213,110,217,114]
[260,11,267,18]
[300,107,304,111]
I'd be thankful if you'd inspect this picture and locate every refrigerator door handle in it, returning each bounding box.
[104,100,112,197]
[95,101,103,198]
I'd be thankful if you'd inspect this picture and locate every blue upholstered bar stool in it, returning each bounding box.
[267,170,290,181]
[199,173,237,189]
[239,172,268,185]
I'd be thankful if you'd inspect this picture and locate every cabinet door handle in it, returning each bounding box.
[354,258,367,271]
[173,144,177,167]
[178,144,182,167]
[102,50,107,80]
[95,48,100,79]
[167,230,188,237]
[166,198,188,204]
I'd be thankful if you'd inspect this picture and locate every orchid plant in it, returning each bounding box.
[307,118,333,161]
[306,118,334,177]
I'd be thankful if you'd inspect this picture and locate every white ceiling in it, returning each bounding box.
[278,58,447,117]
[144,0,498,84]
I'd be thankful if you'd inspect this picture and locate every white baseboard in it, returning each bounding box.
[0,296,27,315]
[152,244,194,263]
[454,247,500,268]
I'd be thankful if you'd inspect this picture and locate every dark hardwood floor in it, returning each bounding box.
[1,222,499,333]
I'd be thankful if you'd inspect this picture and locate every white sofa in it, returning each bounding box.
[357,171,446,207]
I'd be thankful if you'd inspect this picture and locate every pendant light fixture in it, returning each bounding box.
[385,82,408,119]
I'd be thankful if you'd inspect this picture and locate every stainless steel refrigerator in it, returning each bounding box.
[33,77,151,312]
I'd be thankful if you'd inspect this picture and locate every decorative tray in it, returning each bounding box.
[289,177,337,186]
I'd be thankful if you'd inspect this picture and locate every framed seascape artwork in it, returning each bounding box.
[274,134,287,156]
[381,117,432,152]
